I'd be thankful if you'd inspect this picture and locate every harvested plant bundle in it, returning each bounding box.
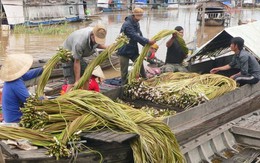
[118,103,183,163]
[128,30,188,84]
[72,34,129,90]
[36,47,72,97]
[125,72,237,109]
[17,90,184,162]
[0,126,54,147]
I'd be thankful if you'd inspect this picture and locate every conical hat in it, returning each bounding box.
[0,54,33,81]
[92,65,105,79]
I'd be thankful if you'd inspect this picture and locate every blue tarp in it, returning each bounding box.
[134,0,147,4]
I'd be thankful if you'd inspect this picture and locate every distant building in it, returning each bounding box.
[1,0,87,26]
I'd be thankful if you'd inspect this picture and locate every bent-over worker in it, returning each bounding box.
[0,54,43,123]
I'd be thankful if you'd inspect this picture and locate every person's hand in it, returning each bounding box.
[172,33,177,38]
[38,95,48,100]
[148,40,156,45]
[230,74,236,79]
[210,68,219,74]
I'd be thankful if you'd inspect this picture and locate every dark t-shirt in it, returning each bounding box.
[165,39,186,64]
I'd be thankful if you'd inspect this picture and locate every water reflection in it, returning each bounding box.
[0,6,259,62]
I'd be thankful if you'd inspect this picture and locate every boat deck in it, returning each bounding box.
[181,110,260,163]
[1,130,136,163]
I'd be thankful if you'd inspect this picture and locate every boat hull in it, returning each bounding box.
[204,19,225,26]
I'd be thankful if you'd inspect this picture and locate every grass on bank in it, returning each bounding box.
[13,22,75,35]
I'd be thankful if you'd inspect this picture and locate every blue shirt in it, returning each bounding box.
[2,68,43,123]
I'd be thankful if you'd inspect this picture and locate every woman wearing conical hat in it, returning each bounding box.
[0,54,43,123]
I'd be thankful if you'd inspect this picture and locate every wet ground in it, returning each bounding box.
[0,5,259,78]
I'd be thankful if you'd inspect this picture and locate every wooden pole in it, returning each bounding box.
[0,0,2,27]
[200,2,206,39]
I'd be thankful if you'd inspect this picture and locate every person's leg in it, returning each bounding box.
[62,61,75,92]
[234,75,259,86]
[120,55,130,85]
[80,60,88,90]
[176,65,188,72]
[131,55,147,79]
[162,64,174,72]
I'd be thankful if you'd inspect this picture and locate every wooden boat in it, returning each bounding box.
[238,19,257,25]
[187,21,260,74]
[181,109,260,162]
[196,1,231,26]
[1,79,259,162]
[97,0,127,12]
[1,22,260,162]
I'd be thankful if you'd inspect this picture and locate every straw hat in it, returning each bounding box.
[0,54,33,81]
[151,44,159,50]
[92,24,107,45]
[133,8,144,17]
[92,65,105,79]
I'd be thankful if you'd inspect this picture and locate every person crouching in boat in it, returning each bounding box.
[88,65,105,92]
[144,44,163,78]
[60,65,105,94]
[210,37,260,86]
[145,43,164,67]
[0,54,43,123]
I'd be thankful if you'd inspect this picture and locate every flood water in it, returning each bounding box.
[0,6,259,76]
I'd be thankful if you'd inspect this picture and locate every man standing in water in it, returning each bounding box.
[62,24,107,92]
[117,8,156,85]
[210,37,260,86]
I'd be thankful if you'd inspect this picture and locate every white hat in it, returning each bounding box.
[92,65,105,79]
[0,54,33,81]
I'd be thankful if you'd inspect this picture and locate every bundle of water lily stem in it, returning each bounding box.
[126,29,237,109]
[0,33,185,162]
[125,72,237,109]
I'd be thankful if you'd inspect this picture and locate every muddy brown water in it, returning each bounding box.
[0,6,259,78]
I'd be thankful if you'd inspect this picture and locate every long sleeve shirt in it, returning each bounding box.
[117,15,149,57]
[2,68,43,123]
[88,76,100,92]
[229,50,260,79]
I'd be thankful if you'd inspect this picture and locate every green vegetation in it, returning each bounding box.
[13,22,75,35]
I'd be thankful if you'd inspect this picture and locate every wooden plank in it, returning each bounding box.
[235,135,260,148]
[115,133,139,143]
[0,147,6,163]
[0,142,18,159]
[103,132,126,143]
[4,142,133,163]
[81,130,138,143]
[231,126,260,139]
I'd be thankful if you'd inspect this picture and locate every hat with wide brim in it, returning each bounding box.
[133,8,144,17]
[0,54,33,81]
[92,24,107,45]
[92,65,105,79]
